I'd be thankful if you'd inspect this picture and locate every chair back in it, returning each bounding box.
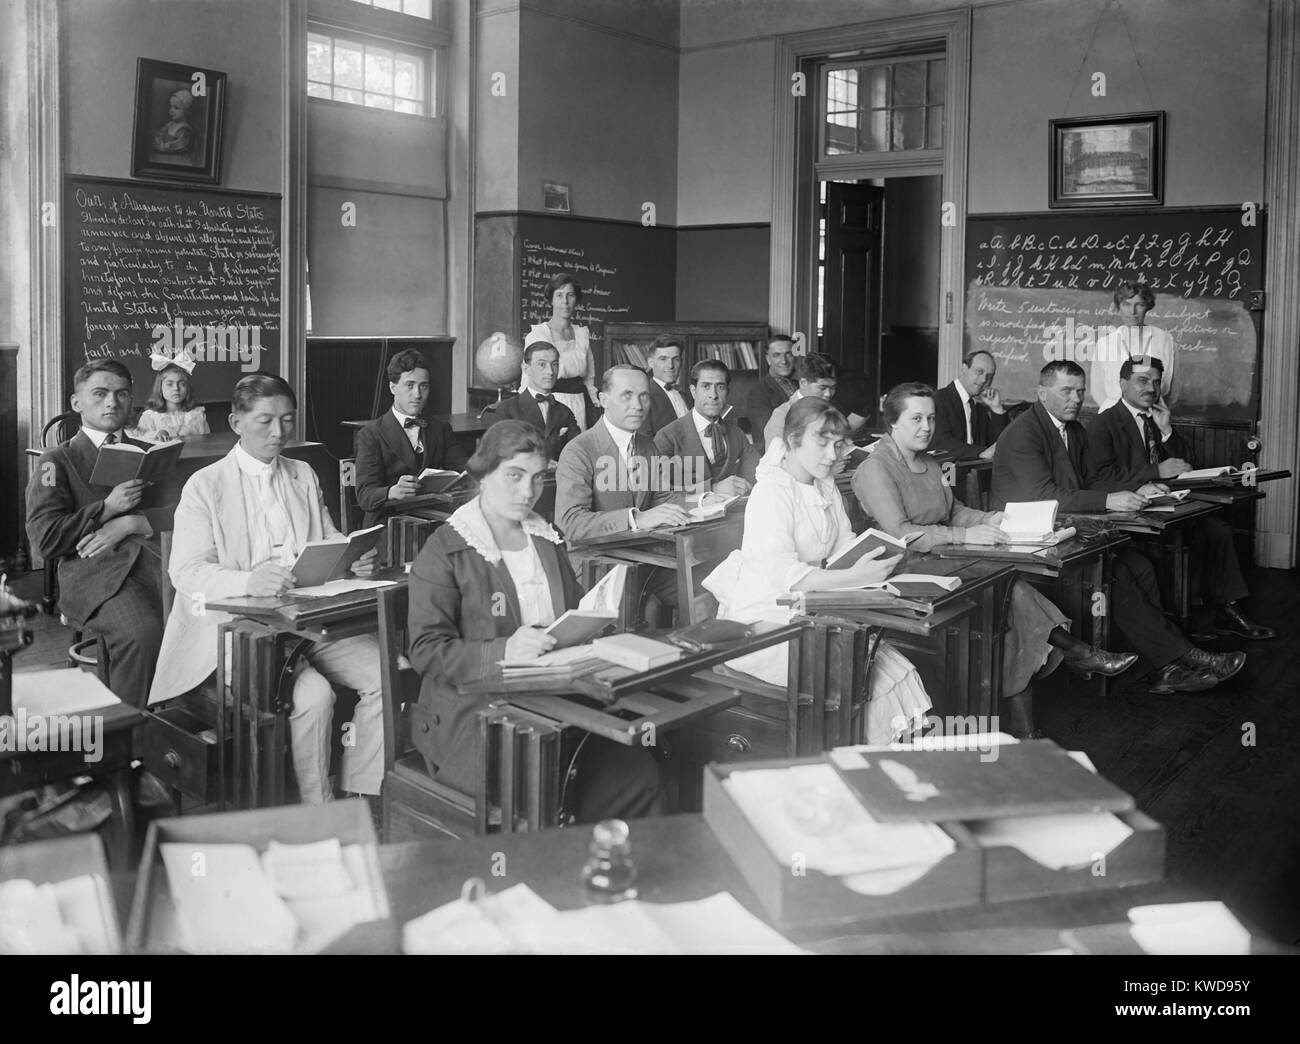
[41,411,80,446]
[339,458,363,534]
[376,583,417,773]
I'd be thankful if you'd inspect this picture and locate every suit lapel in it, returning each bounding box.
[216,453,255,569]
[381,412,418,472]
[67,431,100,485]
[281,459,316,539]
[533,536,568,620]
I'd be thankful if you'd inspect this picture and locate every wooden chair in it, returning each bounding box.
[339,457,363,534]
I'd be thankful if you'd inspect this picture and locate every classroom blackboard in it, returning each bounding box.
[964,207,1264,422]
[64,175,281,404]
[473,212,675,385]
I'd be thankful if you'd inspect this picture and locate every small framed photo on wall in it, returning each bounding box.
[1049,111,1165,208]
[131,58,227,184]
[543,181,571,213]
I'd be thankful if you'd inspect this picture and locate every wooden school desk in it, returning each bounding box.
[781,558,1017,721]
[198,571,407,809]
[6,669,143,870]
[571,510,746,626]
[376,813,1286,955]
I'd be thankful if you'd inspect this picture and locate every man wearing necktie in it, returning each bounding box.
[639,337,693,437]
[932,350,1010,461]
[654,360,759,499]
[354,349,467,527]
[26,360,163,706]
[489,341,578,462]
[1086,356,1274,641]
[992,360,1248,694]
[1090,281,1178,412]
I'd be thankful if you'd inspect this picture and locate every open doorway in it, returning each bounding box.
[817,174,942,424]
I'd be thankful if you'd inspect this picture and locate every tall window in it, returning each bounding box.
[823,57,945,157]
[308,28,432,114]
[347,0,432,17]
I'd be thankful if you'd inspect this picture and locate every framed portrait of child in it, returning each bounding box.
[130,58,227,184]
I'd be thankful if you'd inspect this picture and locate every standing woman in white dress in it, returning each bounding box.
[524,272,599,430]
[703,396,933,744]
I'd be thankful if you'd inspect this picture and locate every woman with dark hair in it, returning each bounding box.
[524,272,599,431]
[407,420,663,822]
[853,382,1138,737]
[151,372,387,804]
[703,397,932,744]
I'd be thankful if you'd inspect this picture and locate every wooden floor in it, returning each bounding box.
[8,563,1299,947]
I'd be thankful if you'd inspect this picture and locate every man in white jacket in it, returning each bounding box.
[149,374,383,804]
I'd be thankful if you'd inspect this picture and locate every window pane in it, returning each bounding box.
[926,105,944,149]
[893,62,926,105]
[862,109,889,152]
[395,56,423,99]
[404,0,433,17]
[334,87,363,105]
[863,65,889,107]
[824,123,855,155]
[928,59,946,103]
[395,99,422,114]
[365,93,395,109]
[827,68,857,108]
[365,48,394,94]
[307,82,331,99]
[892,107,925,150]
[308,35,332,83]
[373,0,400,11]
[334,40,363,87]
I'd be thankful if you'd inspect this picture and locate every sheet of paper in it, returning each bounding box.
[290,578,398,599]
[1179,466,1235,481]
[403,883,556,955]
[579,563,628,613]
[283,845,381,953]
[1128,900,1251,955]
[722,764,954,877]
[261,839,355,899]
[967,812,1134,870]
[500,644,598,669]
[160,843,298,955]
[13,668,121,715]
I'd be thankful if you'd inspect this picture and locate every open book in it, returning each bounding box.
[998,500,1074,544]
[1177,465,1242,481]
[541,564,628,648]
[825,528,921,570]
[415,468,472,495]
[88,437,183,486]
[290,525,385,587]
[688,494,740,522]
[862,574,963,596]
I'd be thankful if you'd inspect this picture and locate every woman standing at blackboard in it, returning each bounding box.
[525,272,599,430]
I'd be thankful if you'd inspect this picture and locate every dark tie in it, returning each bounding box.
[403,416,427,429]
[1140,413,1161,465]
[103,432,118,446]
[534,394,552,405]
[703,422,724,463]
[535,393,552,420]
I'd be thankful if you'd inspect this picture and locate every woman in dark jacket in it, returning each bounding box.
[407,420,662,822]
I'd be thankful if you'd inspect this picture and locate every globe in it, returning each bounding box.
[475,332,524,388]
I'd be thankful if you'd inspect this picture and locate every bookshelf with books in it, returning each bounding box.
[604,322,769,375]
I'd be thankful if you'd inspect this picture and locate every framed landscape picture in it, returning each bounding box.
[1049,111,1164,208]
[131,58,227,184]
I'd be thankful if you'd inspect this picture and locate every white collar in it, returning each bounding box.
[391,405,422,426]
[447,496,563,565]
[953,380,973,407]
[81,426,117,449]
[1045,411,1069,436]
[692,408,723,437]
[602,415,636,455]
[234,442,279,478]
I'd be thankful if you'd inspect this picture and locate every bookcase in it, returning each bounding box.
[603,322,769,375]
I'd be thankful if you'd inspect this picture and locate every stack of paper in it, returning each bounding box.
[1000,500,1062,543]
[0,875,118,955]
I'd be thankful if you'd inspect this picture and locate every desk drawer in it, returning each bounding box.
[680,704,793,764]
[141,707,219,802]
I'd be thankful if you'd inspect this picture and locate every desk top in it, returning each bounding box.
[26,432,323,461]
[342,413,489,438]
[572,511,745,554]
[206,570,407,637]
[378,813,1277,953]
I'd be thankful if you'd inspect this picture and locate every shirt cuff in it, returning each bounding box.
[628,508,638,531]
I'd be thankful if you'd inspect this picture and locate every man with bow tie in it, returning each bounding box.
[488,341,578,461]
[1086,355,1274,641]
[354,349,468,527]
[25,360,164,706]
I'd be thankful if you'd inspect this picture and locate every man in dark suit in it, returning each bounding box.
[354,349,467,527]
[655,360,759,498]
[639,336,693,437]
[1085,356,1273,640]
[991,359,1245,694]
[933,350,1010,460]
[746,334,797,442]
[488,341,578,462]
[25,360,162,706]
[556,366,689,627]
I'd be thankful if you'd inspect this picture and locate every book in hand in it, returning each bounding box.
[590,633,683,672]
[543,564,629,648]
[88,437,183,487]
[998,500,1072,544]
[415,468,472,495]
[290,525,385,588]
[825,528,921,569]
[688,494,740,522]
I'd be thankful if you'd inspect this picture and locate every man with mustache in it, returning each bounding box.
[25,360,163,706]
[1085,355,1273,641]
[991,359,1245,694]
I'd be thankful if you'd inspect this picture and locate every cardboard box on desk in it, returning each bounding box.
[127,800,396,955]
[701,758,982,930]
[0,834,122,954]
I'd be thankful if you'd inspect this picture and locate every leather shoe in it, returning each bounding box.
[1148,664,1219,694]
[1064,648,1140,679]
[1215,602,1276,641]
[1181,647,1247,682]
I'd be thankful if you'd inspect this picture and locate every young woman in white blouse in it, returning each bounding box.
[523,272,600,431]
[704,396,932,744]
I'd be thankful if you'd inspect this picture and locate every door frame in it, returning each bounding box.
[770,9,970,387]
